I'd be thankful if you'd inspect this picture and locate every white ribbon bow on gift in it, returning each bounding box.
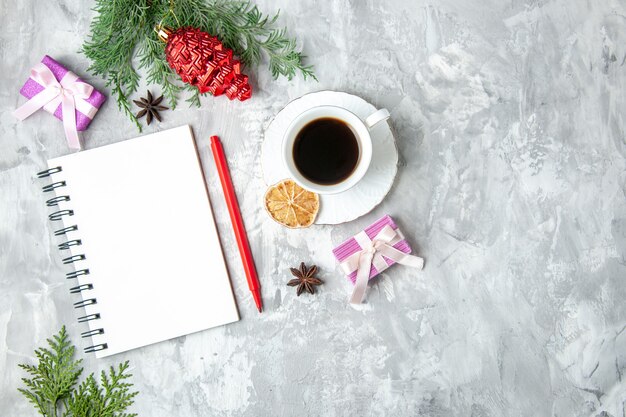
[340,225,424,304]
[13,63,97,150]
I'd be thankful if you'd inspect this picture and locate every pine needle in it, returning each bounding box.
[82,0,316,131]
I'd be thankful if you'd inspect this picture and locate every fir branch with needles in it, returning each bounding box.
[18,326,82,417]
[18,326,138,417]
[82,0,316,131]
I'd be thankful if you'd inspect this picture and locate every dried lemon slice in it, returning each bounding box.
[264,179,319,228]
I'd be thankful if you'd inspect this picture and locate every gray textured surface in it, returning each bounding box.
[1,1,626,416]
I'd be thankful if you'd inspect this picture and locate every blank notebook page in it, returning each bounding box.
[47,125,239,358]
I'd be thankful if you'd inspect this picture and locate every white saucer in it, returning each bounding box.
[262,91,398,225]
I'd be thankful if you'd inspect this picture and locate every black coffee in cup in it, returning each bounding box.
[292,118,360,185]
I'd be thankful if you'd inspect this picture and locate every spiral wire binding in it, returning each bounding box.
[62,254,86,264]
[55,225,78,236]
[42,181,66,192]
[82,328,104,337]
[69,283,93,293]
[37,166,62,178]
[40,166,107,354]
[46,195,70,206]
[78,313,100,323]
[58,239,82,250]
[67,269,90,279]
[74,298,97,308]
[49,210,74,221]
[84,344,108,353]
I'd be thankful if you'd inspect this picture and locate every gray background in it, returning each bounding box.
[1,1,625,416]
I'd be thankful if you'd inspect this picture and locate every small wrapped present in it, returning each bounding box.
[13,55,106,150]
[332,215,424,304]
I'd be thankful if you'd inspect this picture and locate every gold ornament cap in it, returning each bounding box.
[156,25,172,42]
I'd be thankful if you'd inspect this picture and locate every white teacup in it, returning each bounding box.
[282,105,390,194]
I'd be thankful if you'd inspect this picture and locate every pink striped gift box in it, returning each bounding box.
[332,215,412,283]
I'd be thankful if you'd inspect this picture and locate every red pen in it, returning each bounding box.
[210,135,263,313]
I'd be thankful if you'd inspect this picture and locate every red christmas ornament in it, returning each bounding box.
[158,26,252,101]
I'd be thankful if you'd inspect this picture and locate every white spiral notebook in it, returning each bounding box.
[39,125,239,358]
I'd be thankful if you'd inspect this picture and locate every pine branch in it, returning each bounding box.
[184,84,202,107]
[138,36,182,110]
[66,362,138,417]
[82,0,151,131]
[18,327,138,417]
[17,326,83,417]
[82,0,316,129]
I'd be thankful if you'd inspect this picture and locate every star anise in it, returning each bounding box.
[134,90,168,125]
[287,262,323,296]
